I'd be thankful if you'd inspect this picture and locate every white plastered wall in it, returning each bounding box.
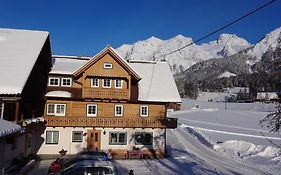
[37,127,166,155]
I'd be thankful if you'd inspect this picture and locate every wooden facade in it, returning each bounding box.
[41,46,178,158]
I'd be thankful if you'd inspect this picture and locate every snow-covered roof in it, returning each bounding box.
[0,28,49,95]
[256,92,278,100]
[0,119,22,138]
[129,61,181,103]
[218,71,237,78]
[50,57,89,75]
[46,91,72,98]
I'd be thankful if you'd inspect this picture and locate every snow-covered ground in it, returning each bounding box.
[28,98,280,175]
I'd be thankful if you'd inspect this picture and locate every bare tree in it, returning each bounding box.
[260,103,281,133]
[260,90,281,133]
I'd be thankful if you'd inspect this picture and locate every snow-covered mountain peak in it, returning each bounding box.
[200,34,251,58]
[247,27,281,64]
[145,36,163,43]
[116,27,281,74]
[216,34,251,46]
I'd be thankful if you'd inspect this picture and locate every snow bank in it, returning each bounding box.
[214,140,281,174]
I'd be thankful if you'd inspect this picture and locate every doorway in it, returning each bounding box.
[87,129,101,151]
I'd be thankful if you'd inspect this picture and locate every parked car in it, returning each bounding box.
[77,150,111,161]
[58,160,116,175]
[48,150,111,174]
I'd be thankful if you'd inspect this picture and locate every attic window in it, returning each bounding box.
[104,62,112,69]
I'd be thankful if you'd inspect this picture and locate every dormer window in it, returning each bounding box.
[48,77,60,86]
[104,62,112,69]
[61,78,72,87]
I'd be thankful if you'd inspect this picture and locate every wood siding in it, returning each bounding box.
[44,100,177,128]
[77,53,131,100]
[44,116,177,128]
[45,100,165,119]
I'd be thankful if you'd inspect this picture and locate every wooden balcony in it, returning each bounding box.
[44,116,177,129]
[83,88,129,100]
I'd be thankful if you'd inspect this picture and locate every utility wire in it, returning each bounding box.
[153,0,277,60]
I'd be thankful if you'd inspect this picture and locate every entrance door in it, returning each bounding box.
[87,130,101,151]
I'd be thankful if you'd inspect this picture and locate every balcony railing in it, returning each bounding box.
[83,88,129,100]
[44,116,177,129]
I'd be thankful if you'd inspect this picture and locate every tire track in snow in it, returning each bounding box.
[170,127,269,175]
[179,118,270,133]
[182,124,281,140]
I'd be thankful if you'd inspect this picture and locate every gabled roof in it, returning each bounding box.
[50,56,89,75]
[0,28,49,95]
[129,61,181,103]
[0,119,22,138]
[73,46,141,81]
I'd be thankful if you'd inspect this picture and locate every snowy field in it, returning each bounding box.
[28,98,281,175]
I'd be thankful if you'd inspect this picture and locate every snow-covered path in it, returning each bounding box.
[172,127,268,175]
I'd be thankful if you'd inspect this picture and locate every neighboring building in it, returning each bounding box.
[0,28,52,170]
[38,46,180,158]
[0,119,23,174]
[256,92,279,102]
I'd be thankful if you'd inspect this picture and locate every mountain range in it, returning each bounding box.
[117,27,281,73]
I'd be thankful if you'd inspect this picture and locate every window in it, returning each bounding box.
[135,132,153,145]
[114,79,123,88]
[61,78,72,87]
[46,131,59,144]
[48,77,60,86]
[140,105,149,117]
[87,104,97,117]
[104,62,113,69]
[103,79,111,88]
[47,104,66,116]
[109,132,127,145]
[72,131,83,142]
[115,105,123,116]
[91,78,99,87]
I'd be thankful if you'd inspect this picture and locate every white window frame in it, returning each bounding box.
[48,77,60,86]
[61,78,72,87]
[91,78,99,88]
[115,105,123,116]
[87,104,97,117]
[47,104,66,116]
[114,79,123,89]
[104,62,113,69]
[140,105,149,117]
[109,132,127,145]
[46,131,59,144]
[103,79,111,88]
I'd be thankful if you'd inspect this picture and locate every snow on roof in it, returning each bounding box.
[50,57,89,75]
[0,119,22,137]
[46,91,72,98]
[256,92,278,100]
[130,61,181,103]
[0,28,49,95]
[218,71,236,78]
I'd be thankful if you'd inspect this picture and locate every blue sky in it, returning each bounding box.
[1,0,281,56]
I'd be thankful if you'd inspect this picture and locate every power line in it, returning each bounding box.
[153,0,277,60]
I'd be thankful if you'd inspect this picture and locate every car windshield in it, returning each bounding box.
[62,156,98,169]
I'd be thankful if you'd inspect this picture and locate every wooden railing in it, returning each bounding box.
[44,116,177,129]
[82,88,129,100]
